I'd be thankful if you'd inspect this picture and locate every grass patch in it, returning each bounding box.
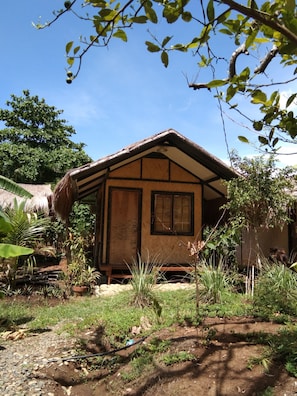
[1,286,296,380]
[162,351,197,366]
[0,289,251,335]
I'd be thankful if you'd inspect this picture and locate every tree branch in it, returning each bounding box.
[219,0,297,46]
[229,43,249,78]
[189,43,249,89]
[254,45,279,74]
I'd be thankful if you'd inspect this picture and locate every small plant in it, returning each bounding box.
[246,324,297,378]
[258,387,274,396]
[247,355,272,373]
[65,233,100,291]
[201,224,241,266]
[147,337,171,353]
[127,252,162,317]
[198,256,235,304]
[253,261,297,318]
[121,352,153,382]
[68,262,100,287]
[162,351,197,366]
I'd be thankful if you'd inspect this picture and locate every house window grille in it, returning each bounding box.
[151,191,194,235]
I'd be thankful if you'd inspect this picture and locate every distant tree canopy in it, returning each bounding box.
[225,152,296,232]
[0,90,92,184]
[37,0,297,152]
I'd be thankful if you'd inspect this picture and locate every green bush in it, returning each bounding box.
[198,256,236,304]
[253,262,297,318]
[127,252,162,317]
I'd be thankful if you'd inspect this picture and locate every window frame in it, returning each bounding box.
[151,191,194,236]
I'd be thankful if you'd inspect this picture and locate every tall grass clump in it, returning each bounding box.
[253,261,297,318]
[127,252,162,317]
[198,256,236,304]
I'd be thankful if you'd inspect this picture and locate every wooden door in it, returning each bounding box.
[107,188,141,265]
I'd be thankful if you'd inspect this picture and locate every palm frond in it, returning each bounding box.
[0,176,33,198]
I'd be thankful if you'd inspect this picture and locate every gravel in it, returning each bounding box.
[0,325,76,396]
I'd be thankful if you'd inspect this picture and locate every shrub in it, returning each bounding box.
[127,252,162,317]
[253,261,297,317]
[198,256,236,304]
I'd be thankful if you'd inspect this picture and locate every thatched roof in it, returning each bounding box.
[0,183,53,215]
[54,129,237,220]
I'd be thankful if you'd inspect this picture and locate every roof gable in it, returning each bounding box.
[54,129,236,219]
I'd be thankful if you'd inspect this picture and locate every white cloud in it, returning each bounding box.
[279,89,297,113]
[277,145,297,167]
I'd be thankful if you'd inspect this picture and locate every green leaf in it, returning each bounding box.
[73,46,80,55]
[67,57,75,66]
[0,176,33,198]
[239,67,250,81]
[99,8,118,20]
[219,28,233,36]
[269,128,274,141]
[245,28,257,49]
[206,0,215,22]
[238,136,249,143]
[0,243,33,259]
[253,121,263,131]
[199,24,212,43]
[163,5,180,24]
[286,93,297,107]
[66,41,74,54]
[145,5,158,23]
[0,213,12,234]
[145,41,161,53]
[207,242,216,249]
[187,37,200,49]
[131,16,148,23]
[217,9,231,24]
[90,35,99,43]
[113,29,128,42]
[161,51,169,67]
[272,137,279,147]
[226,85,237,102]
[207,79,228,88]
[182,11,192,22]
[172,43,187,52]
[258,136,268,145]
[251,90,267,104]
[162,36,173,47]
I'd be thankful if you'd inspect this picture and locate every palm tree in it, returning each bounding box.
[0,176,34,257]
[1,200,50,287]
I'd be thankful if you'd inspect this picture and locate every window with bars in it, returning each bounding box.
[151,191,194,235]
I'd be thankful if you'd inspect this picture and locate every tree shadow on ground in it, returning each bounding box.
[38,321,296,396]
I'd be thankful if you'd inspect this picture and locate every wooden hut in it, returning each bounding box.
[54,129,238,283]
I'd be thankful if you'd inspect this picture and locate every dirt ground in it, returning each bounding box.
[2,281,296,396]
[38,316,297,396]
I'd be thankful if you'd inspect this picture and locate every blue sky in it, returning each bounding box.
[1,1,296,166]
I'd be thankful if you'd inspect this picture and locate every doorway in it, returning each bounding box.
[107,187,142,265]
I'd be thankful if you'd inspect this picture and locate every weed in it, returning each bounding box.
[147,337,171,353]
[162,351,197,366]
[198,256,236,304]
[246,324,297,377]
[127,252,162,317]
[121,352,153,382]
[258,386,274,396]
[253,261,297,318]
[247,354,272,373]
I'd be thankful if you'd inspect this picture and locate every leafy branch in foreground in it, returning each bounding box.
[36,0,297,151]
